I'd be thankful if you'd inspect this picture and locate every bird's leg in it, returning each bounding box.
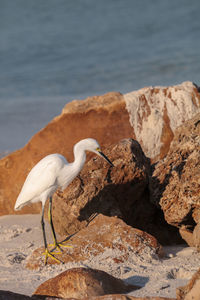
[41,205,63,265]
[48,196,62,252]
[48,196,72,252]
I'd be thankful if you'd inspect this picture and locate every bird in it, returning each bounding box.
[14,138,113,265]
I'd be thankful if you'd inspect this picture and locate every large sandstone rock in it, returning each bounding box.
[51,139,180,245]
[124,81,200,159]
[150,113,200,246]
[33,267,139,299]
[51,138,151,237]
[177,267,200,300]
[0,92,132,216]
[26,214,162,269]
[0,82,199,216]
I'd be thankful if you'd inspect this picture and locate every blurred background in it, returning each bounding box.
[0,0,200,152]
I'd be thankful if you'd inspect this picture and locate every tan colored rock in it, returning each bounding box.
[33,267,139,299]
[177,267,200,299]
[1,82,199,217]
[193,223,200,251]
[84,297,175,300]
[26,215,164,269]
[51,138,151,238]
[26,214,162,269]
[0,92,133,216]
[124,81,200,159]
[64,81,200,161]
[179,226,194,247]
[150,112,200,246]
[62,92,125,114]
[33,294,175,300]
[50,138,181,245]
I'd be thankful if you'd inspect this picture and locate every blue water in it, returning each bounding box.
[1,0,200,152]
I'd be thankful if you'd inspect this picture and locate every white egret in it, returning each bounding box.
[14,138,113,265]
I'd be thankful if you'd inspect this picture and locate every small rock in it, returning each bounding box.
[33,267,139,299]
[26,214,162,269]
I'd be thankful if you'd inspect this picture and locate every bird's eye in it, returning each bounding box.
[96,147,101,152]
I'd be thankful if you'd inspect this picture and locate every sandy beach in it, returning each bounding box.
[0,214,199,298]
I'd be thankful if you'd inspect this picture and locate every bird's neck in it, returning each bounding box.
[72,147,86,174]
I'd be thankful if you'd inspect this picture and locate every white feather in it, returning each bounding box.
[14,138,112,211]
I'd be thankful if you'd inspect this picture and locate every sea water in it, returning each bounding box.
[0,0,200,152]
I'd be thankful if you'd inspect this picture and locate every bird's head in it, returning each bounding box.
[76,138,114,167]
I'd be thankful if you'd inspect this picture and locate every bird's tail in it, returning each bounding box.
[14,195,25,211]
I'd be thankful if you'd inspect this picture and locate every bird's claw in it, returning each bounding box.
[48,242,63,253]
[42,248,64,265]
[49,242,73,253]
[59,241,73,248]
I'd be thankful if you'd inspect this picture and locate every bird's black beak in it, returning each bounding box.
[98,151,114,167]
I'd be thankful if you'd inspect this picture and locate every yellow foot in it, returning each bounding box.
[42,248,64,265]
[49,242,73,253]
[59,240,73,248]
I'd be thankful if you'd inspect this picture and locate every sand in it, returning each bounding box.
[0,214,200,298]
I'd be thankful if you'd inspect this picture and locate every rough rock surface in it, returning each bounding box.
[68,297,175,300]
[74,297,175,300]
[50,138,180,245]
[85,295,176,300]
[0,82,199,216]
[150,113,200,246]
[0,290,175,300]
[51,138,151,237]
[176,267,200,300]
[33,293,175,300]
[26,214,162,269]
[33,267,139,299]
[124,81,200,159]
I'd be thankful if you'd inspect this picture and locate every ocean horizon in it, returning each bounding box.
[1,0,200,152]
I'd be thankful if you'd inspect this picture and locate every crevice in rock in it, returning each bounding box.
[78,182,184,246]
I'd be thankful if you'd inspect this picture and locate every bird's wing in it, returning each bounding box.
[15,154,65,210]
